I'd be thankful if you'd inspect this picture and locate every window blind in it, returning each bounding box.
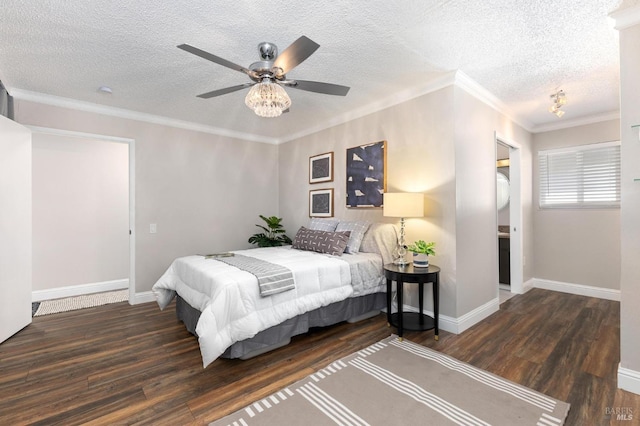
[539,141,620,209]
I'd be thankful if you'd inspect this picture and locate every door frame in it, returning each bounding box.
[28,126,136,304]
[495,132,524,294]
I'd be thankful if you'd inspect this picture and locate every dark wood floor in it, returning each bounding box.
[0,288,638,425]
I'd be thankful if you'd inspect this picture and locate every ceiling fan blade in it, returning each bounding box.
[285,79,350,96]
[178,44,253,77]
[197,83,255,99]
[273,36,320,75]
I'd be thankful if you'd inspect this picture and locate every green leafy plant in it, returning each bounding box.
[406,240,436,256]
[248,215,293,247]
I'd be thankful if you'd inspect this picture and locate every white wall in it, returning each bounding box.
[532,120,620,290]
[15,100,280,296]
[32,132,129,290]
[617,12,640,390]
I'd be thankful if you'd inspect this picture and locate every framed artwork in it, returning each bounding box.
[309,151,334,184]
[346,140,387,208]
[309,188,334,217]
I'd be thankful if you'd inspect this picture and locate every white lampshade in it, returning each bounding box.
[383,193,424,218]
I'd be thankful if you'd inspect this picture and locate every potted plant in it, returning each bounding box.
[406,240,435,268]
[248,215,293,247]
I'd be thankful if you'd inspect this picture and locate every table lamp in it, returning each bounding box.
[383,192,425,266]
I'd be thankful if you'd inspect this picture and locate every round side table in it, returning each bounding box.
[384,263,440,341]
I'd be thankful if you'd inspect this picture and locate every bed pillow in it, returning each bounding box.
[308,218,340,232]
[360,223,399,265]
[335,221,371,254]
[292,227,351,256]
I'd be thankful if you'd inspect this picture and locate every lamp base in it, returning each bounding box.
[393,257,410,267]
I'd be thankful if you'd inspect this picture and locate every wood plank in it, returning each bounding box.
[0,289,638,424]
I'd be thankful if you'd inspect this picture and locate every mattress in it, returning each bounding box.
[153,222,398,366]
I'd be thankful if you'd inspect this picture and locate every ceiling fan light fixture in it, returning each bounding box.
[245,79,291,118]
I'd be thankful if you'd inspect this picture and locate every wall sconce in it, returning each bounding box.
[549,90,567,118]
[383,192,424,266]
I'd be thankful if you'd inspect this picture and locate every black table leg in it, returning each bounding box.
[434,274,439,341]
[397,279,403,339]
[418,280,424,327]
[386,278,392,327]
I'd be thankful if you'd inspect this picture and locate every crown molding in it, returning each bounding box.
[610,4,640,30]
[452,71,535,132]
[280,71,459,143]
[9,88,280,145]
[531,110,620,133]
[281,70,538,144]
[11,76,615,144]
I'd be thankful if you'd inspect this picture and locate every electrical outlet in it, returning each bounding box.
[150,223,157,234]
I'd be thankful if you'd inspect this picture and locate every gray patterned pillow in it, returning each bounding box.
[308,218,340,232]
[292,227,351,256]
[335,221,371,254]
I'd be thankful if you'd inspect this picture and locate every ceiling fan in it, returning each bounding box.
[178,36,350,117]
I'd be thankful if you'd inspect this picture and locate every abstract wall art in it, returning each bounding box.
[346,140,386,208]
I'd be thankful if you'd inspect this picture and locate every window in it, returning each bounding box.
[538,141,620,209]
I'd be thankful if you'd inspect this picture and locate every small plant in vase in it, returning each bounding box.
[406,240,435,268]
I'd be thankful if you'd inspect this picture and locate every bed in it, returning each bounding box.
[152,221,397,367]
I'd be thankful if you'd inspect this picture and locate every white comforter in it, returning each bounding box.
[153,246,359,367]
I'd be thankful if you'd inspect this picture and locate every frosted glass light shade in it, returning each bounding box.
[383,193,424,218]
[245,80,291,118]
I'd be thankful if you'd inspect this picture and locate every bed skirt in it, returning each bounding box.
[176,292,386,360]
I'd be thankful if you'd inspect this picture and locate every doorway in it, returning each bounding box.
[495,133,523,295]
[28,126,136,304]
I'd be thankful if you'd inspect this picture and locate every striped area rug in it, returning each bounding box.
[211,336,570,426]
[33,290,128,316]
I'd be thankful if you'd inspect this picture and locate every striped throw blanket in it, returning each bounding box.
[215,254,295,297]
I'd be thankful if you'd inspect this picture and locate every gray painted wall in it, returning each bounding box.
[532,120,620,290]
[279,87,458,316]
[453,88,533,315]
[15,99,280,293]
[13,78,623,334]
[279,84,533,320]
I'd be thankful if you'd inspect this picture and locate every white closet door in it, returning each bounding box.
[0,115,32,343]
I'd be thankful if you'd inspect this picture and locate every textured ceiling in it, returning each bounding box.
[0,0,622,143]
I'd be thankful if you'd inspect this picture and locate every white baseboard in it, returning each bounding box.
[402,296,500,335]
[522,278,535,293]
[532,278,621,301]
[32,279,129,302]
[618,364,640,395]
[401,304,458,334]
[455,297,500,334]
[131,291,156,305]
